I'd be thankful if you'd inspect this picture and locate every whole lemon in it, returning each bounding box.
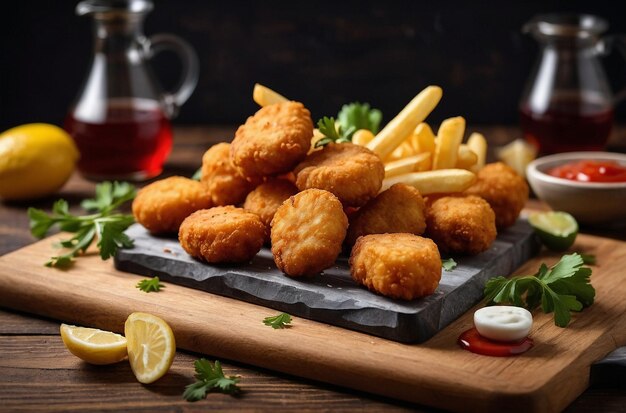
[0,123,79,200]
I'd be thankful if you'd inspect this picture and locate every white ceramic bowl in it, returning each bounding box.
[526,152,626,225]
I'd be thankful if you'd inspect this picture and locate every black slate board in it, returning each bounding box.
[114,220,541,343]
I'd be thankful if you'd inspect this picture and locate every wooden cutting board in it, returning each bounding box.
[0,231,625,413]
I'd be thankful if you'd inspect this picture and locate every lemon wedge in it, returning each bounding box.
[60,324,127,365]
[0,123,79,200]
[124,312,176,384]
[497,138,536,177]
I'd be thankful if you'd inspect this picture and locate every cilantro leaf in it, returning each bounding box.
[315,117,354,147]
[136,276,165,293]
[28,181,136,268]
[484,253,594,327]
[579,253,596,265]
[192,167,202,181]
[263,312,292,329]
[183,359,240,402]
[442,258,457,271]
[337,102,383,136]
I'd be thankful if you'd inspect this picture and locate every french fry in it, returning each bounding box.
[432,116,465,170]
[386,140,416,162]
[414,123,436,154]
[467,132,487,172]
[384,153,431,178]
[456,144,478,170]
[381,169,476,194]
[352,129,375,146]
[366,86,443,159]
[253,83,289,107]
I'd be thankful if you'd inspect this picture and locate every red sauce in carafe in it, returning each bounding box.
[458,328,533,357]
[65,98,172,180]
[520,96,613,155]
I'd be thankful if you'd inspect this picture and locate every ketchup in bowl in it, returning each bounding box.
[548,160,626,183]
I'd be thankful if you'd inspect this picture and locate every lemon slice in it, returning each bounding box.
[124,312,176,384]
[528,211,578,251]
[60,324,127,365]
[497,139,536,177]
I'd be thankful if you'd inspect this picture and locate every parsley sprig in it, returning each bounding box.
[136,276,165,293]
[484,253,594,327]
[28,181,136,268]
[263,312,292,329]
[315,102,382,147]
[183,359,240,402]
[442,258,457,271]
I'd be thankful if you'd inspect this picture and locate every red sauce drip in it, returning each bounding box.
[458,328,533,357]
[548,160,626,183]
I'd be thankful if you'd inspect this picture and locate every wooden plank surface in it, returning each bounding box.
[1,126,625,412]
[0,229,625,412]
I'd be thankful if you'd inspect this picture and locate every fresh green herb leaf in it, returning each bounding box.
[484,253,594,327]
[263,312,292,329]
[28,181,136,268]
[192,167,202,181]
[337,102,383,137]
[579,253,596,265]
[183,359,240,402]
[136,277,165,293]
[315,116,354,147]
[442,258,457,271]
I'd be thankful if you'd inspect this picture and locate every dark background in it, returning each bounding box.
[2,0,626,132]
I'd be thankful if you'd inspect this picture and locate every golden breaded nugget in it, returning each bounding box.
[200,143,259,206]
[349,233,441,300]
[132,176,212,234]
[230,101,313,178]
[243,178,298,228]
[271,189,348,277]
[346,183,426,246]
[464,162,529,229]
[425,195,496,255]
[294,143,384,207]
[178,206,266,263]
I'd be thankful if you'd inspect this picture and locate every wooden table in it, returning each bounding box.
[1,126,625,412]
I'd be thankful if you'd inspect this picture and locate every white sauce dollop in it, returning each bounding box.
[474,306,533,342]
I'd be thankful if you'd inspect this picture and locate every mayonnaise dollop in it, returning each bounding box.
[473,306,533,342]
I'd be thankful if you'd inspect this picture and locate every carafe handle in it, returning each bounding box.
[146,34,199,119]
[599,34,626,104]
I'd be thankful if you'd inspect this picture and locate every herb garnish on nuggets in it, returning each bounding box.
[294,143,384,207]
[230,101,313,178]
[346,183,426,246]
[179,206,265,263]
[201,143,259,206]
[464,162,529,229]
[425,195,496,255]
[132,176,212,234]
[350,233,441,300]
[271,189,348,277]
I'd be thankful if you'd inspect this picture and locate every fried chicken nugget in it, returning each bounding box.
[200,142,260,206]
[243,178,298,230]
[178,206,265,263]
[132,176,212,234]
[350,233,441,300]
[294,143,385,207]
[463,162,529,229]
[425,195,497,255]
[271,189,348,277]
[230,101,313,178]
[346,183,426,246]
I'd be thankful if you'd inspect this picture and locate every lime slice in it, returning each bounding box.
[528,211,578,251]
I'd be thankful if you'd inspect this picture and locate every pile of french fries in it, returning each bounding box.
[252,83,487,195]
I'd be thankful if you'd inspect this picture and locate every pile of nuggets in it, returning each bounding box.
[132,101,529,301]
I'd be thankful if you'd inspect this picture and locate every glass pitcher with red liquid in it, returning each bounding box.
[65,0,198,180]
[519,14,626,155]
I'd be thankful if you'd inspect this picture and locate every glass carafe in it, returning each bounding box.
[65,0,198,181]
[519,14,625,155]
